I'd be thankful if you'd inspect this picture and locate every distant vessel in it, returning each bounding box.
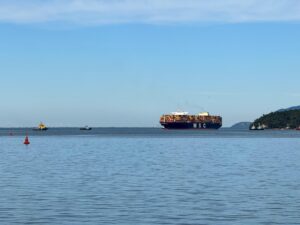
[250,124,256,130]
[33,122,48,131]
[250,123,264,131]
[80,126,92,131]
[160,111,222,129]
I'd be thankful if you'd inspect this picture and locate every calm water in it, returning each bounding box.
[1,129,300,224]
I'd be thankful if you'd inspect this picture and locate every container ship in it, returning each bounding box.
[160,111,222,129]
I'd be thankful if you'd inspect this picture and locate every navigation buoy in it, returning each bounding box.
[24,136,30,145]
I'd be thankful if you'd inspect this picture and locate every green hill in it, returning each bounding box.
[231,122,252,129]
[252,110,300,129]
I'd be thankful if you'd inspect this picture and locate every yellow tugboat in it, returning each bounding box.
[33,122,48,131]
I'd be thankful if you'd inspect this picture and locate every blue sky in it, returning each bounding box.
[0,0,300,127]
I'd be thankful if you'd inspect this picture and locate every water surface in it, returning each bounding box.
[0,130,300,224]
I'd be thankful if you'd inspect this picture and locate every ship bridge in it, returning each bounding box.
[171,111,189,116]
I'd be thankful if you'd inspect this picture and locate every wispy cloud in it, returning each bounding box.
[0,0,300,25]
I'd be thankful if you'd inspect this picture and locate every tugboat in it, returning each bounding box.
[33,122,48,131]
[80,125,92,131]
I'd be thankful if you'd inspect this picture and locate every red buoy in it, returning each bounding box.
[24,136,30,145]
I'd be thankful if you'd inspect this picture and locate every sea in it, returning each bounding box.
[1,128,300,225]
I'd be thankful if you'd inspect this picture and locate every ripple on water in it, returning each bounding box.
[0,136,300,224]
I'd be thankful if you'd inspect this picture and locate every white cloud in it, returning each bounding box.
[0,0,300,25]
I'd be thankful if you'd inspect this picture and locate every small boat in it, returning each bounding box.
[257,124,264,130]
[33,122,48,131]
[250,124,256,130]
[250,123,264,131]
[80,126,92,131]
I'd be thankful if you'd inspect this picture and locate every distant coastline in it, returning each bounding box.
[251,107,300,130]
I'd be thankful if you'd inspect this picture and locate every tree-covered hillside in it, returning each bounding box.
[252,110,300,129]
[231,122,252,129]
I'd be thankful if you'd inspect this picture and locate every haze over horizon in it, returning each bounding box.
[0,0,299,127]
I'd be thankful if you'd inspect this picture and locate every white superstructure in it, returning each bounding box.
[171,111,189,116]
[198,112,210,116]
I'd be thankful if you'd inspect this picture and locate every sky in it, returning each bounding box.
[0,0,300,127]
